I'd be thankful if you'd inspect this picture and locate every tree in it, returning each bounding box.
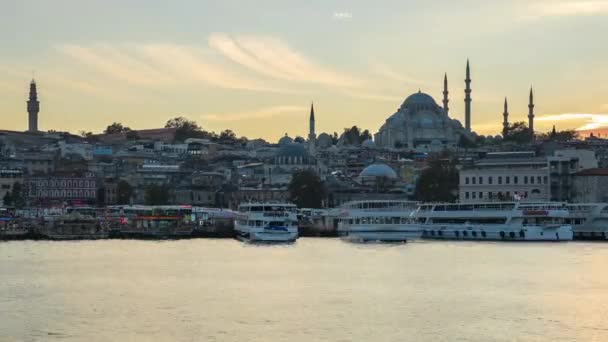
[503,121,533,144]
[116,180,134,205]
[144,184,170,205]
[331,132,339,145]
[6,183,25,208]
[104,122,131,134]
[3,191,12,206]
[537,127,578,142]
[414,158,459,202]
[165,116,205,141]
[288,170,326,208]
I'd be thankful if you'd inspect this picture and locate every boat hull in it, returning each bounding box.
[338,224,422,242]
[235,226,298,243]
[420,224,573,241]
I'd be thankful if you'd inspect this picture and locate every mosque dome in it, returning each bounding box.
[278,134,293,146]
[401,91,439,109]
[276,142,308,158]
[359,163,397,179]
[317,133,333,149]
[361,139,376,149]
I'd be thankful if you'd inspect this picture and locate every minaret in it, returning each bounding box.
[528,87,535,137]
[308,102,316,156]
[442,73,449,115]
[27,79,40,132]
[464,60,472,131]
[502,97,509,138]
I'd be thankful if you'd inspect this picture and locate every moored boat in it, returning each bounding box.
[234,202,299,243]
[337,200,421,242]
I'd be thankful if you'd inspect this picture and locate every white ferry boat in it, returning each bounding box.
[415,202,573,241]
[567,203,608,240]
[336,200,422,242]
[234,202,299,242]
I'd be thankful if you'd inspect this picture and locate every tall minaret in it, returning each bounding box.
[464,59,472,131]
[308,102,316,156]
[502,97,509,138]
[528,87,535,137]
[27,79,40,132]
[442,73,449,115]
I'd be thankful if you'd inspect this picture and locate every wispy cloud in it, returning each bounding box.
[537,113,608,130]
[208,33,363,88]
[201,105,307,122]
[525,1,608,19]
[368,63,430,87]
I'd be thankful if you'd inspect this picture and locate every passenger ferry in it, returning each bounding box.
[234,202,299,242]
[415,202,573,241]
[567,203,608,240]
[336,200,421,242]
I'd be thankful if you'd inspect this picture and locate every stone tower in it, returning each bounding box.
[308,102,316,156]
[502,97,509,138]
[528,87,535,137]
[442,73,449,115]
[27,79,39,132]
[464,60,472,131]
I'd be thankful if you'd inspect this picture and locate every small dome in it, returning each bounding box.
[276,142,308,158]
[317,133,333,149]
[361,139,376,149]
[278,134,293,146]
[359,163,397,179]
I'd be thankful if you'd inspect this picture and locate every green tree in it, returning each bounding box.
[8,183,26,208]
[165,116,205,141]
[503,121,533,144]
[144,184,170,205]
[538,127,578,142]
[116,180,134,205]
[414,158,459,202]
[104,122,131,134]
[125,130,140,141]
[3,191,12,206]
[288,170,326,208]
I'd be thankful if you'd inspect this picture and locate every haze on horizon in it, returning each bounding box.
[1,0,608,142]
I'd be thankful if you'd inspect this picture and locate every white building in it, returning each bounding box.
[459,152,550,202]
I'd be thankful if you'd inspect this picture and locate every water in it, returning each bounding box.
[2,239,608,341]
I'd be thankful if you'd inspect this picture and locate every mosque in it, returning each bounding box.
[282,60,536,154]
[374,61,474,152]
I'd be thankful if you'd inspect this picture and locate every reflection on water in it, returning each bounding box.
[2,239,608,341]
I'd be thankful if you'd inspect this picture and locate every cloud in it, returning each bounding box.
[201,105,307,122]
[525,1,608,19]
[333,12,353,20]
[368,63,430,87]
[536,113,608,130]
[208,33,363,88]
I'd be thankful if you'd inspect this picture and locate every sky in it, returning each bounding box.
[1,0,608,142]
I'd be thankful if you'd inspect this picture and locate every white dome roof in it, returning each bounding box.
[359,163,397,179]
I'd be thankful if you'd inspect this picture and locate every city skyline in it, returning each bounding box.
[1,0,608,141]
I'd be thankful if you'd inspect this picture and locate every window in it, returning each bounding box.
[514,176,518,184]
[479,192,483,199]
[472,177,476,185]
[506,176,510,184]
[537,176,542,184]
[530,176,535,184]
[465,192,469,199]
[544,176,548,184]
[524,176,528,184]
[489,177,493,184]
[498,176,502,185]
[479,177,483,185]
[465,177,469,185]
[472,192,477,199]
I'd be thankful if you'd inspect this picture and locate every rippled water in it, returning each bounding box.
[2,239,608,341]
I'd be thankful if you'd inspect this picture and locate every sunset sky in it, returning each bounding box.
[1,0,608,141]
